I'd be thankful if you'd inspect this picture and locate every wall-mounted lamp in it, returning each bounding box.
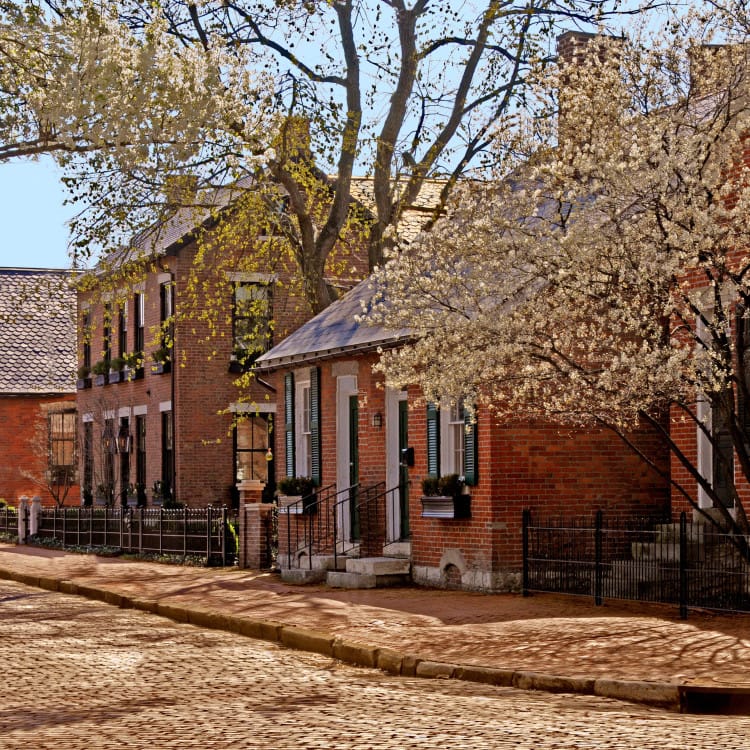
[371,412,383,429]
[117,424,132,454]
[102,423,116,454]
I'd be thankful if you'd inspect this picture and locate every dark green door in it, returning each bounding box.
[398,399,410,539]
[349,395,360,540]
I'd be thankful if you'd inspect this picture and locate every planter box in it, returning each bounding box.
[278,494,317,514]
[76,377,92,390]
[123,366,144,381]
[108,370,122,384]
[93,374,107,387]
[420,495,471,519]
[151,362,171,375]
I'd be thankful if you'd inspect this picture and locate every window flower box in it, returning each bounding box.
[76,377,92,390]
[277,476,317,514]
[151,347,171,375]
[420,494,471,519]
[420,474,471,519]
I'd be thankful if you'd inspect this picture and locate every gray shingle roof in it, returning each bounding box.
[255,278,410,370]
[0,269,77,394]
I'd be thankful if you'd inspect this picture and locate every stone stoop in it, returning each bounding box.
[327,557,411,589]
[279,553,349,585]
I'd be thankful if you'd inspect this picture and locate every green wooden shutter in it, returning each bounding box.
[426,403,440,478]
[284,372,295,477]
[310,366,321,486]
[463,407,478,486]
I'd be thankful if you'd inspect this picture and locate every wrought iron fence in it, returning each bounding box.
[522,509,750,618]
[0,505,19,538]
[32,506,237,566]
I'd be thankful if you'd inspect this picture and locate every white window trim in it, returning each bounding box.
[295,377,311,478]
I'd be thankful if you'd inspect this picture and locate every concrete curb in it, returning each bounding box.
[0,566,684,711]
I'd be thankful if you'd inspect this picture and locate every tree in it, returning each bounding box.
[368,12,750,544]
[0,0,651,312]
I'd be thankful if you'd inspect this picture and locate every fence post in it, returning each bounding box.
[29,496,41,538]
[594,510,603,606]
[139,506,144,553]
[679,511,688,620]
[522,509,530,597]
[17,497,29,543]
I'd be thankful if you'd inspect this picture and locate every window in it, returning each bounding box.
[296,382,312,477]
[48,410,76,484]
[160,281,174,350]
[161,411,174,496]
[103,304,112,363]
[103,417,115,499]
[233,282,271,363]
[235,415,272,482]
[83,421,93,494]
[426,400,478,486]
[134,293,145,354]
[82,312,92,370]
[118,302,128,357]
[119,417,131,505]
[136,415,146,491]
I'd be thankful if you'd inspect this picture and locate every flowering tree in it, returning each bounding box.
[1,0,651,313]
[369,12,750,538]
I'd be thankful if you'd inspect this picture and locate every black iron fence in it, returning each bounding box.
[0,505,19,538]
[32,506,238,566]
[522,509,750,618]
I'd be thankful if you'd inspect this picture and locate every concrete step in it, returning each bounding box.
[280,568,327,585]
[326,570,410,589]
[345,557,410,576]
[277,553,348,572]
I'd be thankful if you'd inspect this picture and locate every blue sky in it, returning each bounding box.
[0,158,74,269]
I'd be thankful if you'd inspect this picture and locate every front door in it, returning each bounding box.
[349,394,360,540]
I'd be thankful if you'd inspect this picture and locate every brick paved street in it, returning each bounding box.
[1,579,748,749]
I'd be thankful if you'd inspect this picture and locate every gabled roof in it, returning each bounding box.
[254,277,410,370]
[0,268,77,395]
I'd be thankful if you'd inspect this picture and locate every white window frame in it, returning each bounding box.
[295,378,312,478]
[440,401,466,477]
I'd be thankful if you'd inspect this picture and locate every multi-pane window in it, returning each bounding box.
[136,415,146,491]
[118,302,128,357]
[83,421,93,495]
[235,416,271,482]
[161,411,174,496]
[48,410,76,484]
[233,282,271,363]
[103,417,115,498]
[82,311,92,370]
[301,384,312,477]
[160,281,174,350]
[134,293,145,355]
[447,402,466,477]
[103,304,112,363]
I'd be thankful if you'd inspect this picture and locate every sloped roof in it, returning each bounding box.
[255,278,410,370]
[0,269,77,395]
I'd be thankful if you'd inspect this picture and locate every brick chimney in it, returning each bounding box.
[688,43,750,98]
[556,31,624,151]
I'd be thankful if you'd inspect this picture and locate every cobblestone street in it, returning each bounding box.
[1,579,748,749]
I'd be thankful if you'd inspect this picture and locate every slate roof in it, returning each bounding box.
[255,278,410,370]
[0,269,77,395]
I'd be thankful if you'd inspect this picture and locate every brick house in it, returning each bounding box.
[0,268,79,507]
[256,279,670,590]
[76,187,368,509]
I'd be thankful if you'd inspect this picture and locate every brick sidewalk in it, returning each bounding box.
[2,543,750,709]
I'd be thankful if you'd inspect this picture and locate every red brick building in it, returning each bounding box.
[256,280,670,591]
[76,191,368,508]
[0,268,79,507]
